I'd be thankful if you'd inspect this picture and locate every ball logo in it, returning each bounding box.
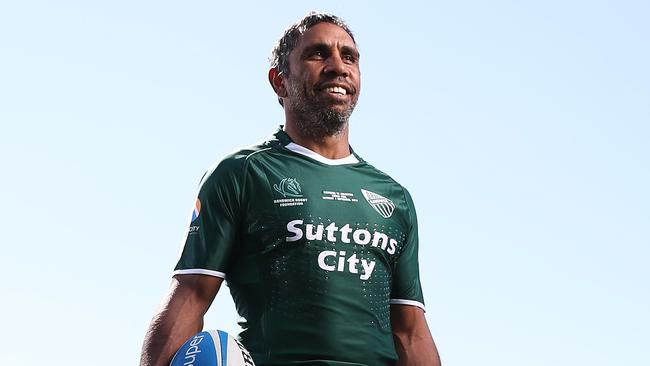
[191,198,201,222]
[170,329,256,366]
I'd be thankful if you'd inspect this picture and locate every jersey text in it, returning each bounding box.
[286,219,397,280]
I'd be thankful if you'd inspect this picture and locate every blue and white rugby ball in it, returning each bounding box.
[170,330,255,366]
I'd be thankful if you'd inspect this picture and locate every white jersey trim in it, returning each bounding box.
[173,269,226,279]
[390,299,426,312]
[285,142,359,166]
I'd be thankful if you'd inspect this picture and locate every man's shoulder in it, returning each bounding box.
[360,159,406,188]
[199,133,280,186]
[357,158,417,209]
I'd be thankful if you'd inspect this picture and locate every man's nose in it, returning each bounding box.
[323,53,349,77]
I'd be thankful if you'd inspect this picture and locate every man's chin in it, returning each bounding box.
[319,100,356,116]
[321,106,354,121]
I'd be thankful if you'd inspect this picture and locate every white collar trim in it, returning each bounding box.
[285,142,359,165]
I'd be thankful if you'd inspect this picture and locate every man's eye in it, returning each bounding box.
[310,51,325,58]
[343,54,357,63]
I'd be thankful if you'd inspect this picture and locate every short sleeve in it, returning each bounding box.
[390,188,426,311]
[173,156,244,279]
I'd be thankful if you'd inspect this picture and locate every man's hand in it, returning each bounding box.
[391,304,441,366]
[140,274,223,366]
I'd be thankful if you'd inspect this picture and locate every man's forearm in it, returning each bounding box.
[140,306,203,366]
[140,275,222,366]
[391,305,442,366]
[394,331,441,366]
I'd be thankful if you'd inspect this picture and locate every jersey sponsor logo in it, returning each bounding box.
[285,219,399,280]
[273,178,303,198]
[318,250,376,280]
[191,198,201,222]
[322,190,359,202]
[361,189,395,218]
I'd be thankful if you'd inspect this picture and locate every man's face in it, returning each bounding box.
[283,22,361,130]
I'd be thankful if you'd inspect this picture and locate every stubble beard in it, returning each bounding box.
[286,81,357,141]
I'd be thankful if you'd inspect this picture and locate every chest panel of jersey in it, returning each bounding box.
[226,148,410,365]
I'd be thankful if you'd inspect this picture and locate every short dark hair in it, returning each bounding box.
[270,11,356,76]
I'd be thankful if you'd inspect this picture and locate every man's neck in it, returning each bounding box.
[283,120,351,160]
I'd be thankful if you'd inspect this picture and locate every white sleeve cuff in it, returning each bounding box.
[173,268,226,279]
[390,299,426,312]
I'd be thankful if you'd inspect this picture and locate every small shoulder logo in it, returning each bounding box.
[361,189,395,218]
[274,178,303,198]
[187,198,201,235]
[191,198,201,222]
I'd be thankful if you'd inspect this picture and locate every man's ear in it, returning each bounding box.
[268,68,287,98]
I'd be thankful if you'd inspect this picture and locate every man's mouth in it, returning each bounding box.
[317,82,352,97]
[322,86,347,95]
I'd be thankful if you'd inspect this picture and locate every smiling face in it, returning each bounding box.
[273,22,361,139]
[286,22,361,113]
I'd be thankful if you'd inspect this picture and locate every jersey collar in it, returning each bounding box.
[274,126,362,166]
[285,142,360,165]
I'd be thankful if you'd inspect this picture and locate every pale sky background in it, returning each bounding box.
[1,1,648,365]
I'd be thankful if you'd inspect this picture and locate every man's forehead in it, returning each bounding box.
[295,22,357,50]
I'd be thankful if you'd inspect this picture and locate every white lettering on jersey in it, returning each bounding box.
[322,191,359,202]
[360,259,376,280]
[353,229,371,245]
[306,223,323,240]
[286,219,304,241]
[325,222,338,242]
[388,239,397,255]
[317,250,376,280]
[287,219,401,280]
[347,254,360,274]
[318,250,336,271]
[286,220,399,254]
[340,224,352,243]
[371,231,388,249]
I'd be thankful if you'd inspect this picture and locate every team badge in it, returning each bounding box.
[361,189,395,218]
[273,178,303,198]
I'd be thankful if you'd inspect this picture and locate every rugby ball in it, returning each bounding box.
[170,330,255,366]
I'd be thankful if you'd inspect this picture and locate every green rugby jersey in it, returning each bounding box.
[174,128,425,366]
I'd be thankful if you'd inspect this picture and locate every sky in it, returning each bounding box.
[1,1,648,365]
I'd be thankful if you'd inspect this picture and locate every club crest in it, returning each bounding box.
[361,189,395,218]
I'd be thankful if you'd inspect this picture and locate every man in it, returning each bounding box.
[140,12,441,366]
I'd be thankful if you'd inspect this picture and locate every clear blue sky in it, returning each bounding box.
[1,1,648,365]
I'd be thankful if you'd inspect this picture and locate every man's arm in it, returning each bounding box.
[140,274,223,366]
[391,304,442,366]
